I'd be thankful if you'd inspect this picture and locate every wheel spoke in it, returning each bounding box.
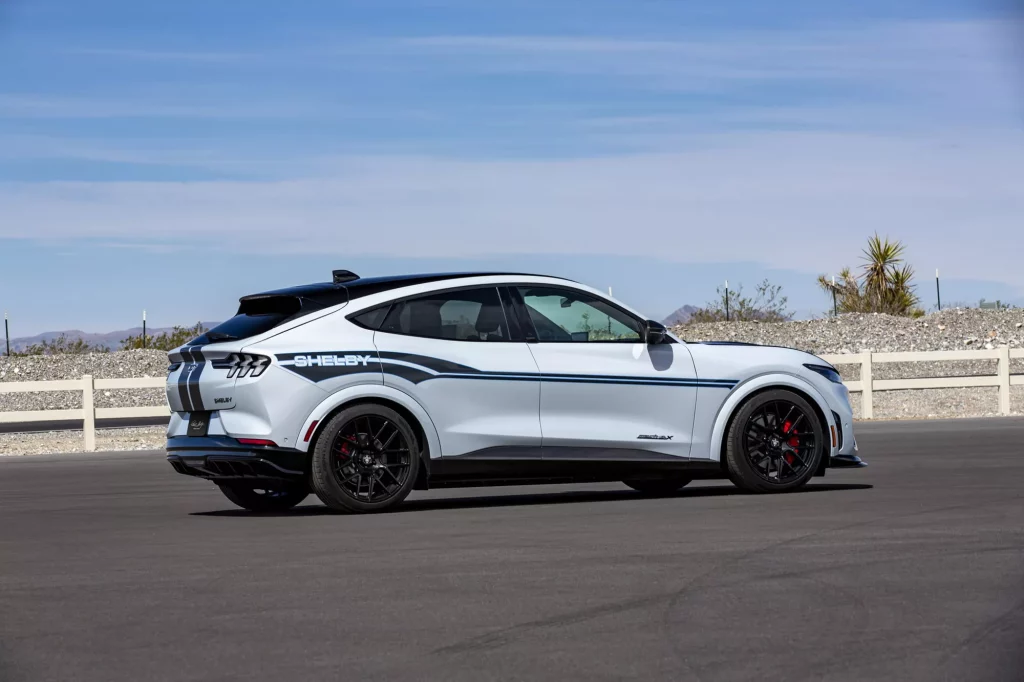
[373,419,390,441]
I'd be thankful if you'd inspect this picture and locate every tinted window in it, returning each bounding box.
[380,287,510,342]
[518,287,641,343]
[350,305,390,331]
[192,295,305,343]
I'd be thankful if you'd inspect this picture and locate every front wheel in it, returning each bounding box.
[217,484,308,512]
[623,476,692,495]
[724,389,825,493]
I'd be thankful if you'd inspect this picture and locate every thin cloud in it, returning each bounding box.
[0,94,325,120]
[63,47,258,63]
[2,130,1022,286]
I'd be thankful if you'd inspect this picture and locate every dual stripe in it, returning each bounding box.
[176,344,207,412]
[275,350,738,389]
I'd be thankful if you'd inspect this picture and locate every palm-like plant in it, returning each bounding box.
[818,235,922,316]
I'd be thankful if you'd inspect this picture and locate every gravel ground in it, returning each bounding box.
[0,350,167,412]
[0,426,166,456]
[676,308,1024,419]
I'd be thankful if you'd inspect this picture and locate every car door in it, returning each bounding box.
[513,285,698,459]
[370,285,541,457]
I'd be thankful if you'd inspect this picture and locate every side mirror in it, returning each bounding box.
[644,320,669,344]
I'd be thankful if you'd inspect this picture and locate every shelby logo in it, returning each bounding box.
[293,354,374,368]
[189,419,204,429]
[214,397,232,405]
[637,434,673,440]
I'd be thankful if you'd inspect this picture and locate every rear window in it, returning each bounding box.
[191,295,313,344]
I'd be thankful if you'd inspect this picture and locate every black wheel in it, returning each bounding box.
[217,484,308,512]
[310,404,420,513]
[725,389,825,493]
[623,476,692,495]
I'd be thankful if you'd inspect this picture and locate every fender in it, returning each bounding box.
[706,372,837,462]
[294,383,443,460]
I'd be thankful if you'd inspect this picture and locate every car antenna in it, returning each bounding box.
[332,270,359,284]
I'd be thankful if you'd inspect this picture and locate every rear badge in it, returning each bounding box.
[637,434,673,440]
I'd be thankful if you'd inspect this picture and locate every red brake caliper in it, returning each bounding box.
[783,421,797,464]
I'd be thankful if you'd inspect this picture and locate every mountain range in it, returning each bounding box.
[4,323,221,353]
[661,305,699,327]
[5,305,699,352]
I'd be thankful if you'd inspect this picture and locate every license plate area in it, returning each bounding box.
[186,412,211,437]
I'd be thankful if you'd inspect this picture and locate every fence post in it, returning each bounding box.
[82,375,96,452]
[998,345,1011,416]
[860,353,874,420]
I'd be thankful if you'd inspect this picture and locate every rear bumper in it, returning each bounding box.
[166,436,307,483]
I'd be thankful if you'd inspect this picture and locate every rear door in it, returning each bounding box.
[514,285,698,459]
[369,285,542,457]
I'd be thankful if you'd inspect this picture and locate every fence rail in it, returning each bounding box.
[0,376,168,451]
[820,347,1024,419]
[1,347,1023,451]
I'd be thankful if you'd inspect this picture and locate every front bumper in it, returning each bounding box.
[166,436,307,483]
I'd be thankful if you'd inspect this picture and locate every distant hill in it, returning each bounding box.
[6,323,221,352]
[661,305,699,326]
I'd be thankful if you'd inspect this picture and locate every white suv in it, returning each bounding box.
[166,270,864,513]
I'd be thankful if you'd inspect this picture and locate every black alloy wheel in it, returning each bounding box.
[331,414,412,503]
[310,404,420,513]
[725,389,825,493]
[743,400,817,485]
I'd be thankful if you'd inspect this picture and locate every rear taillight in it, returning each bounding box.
[222,353,271,378]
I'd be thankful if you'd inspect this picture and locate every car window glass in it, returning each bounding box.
[350,305,390,331]
[517,287,641,343]
[380,287,510,341]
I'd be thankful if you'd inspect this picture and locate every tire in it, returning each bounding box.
[724,389,825,493]
[310,404,420,513]
[217,484,308,512]
[623,476,692,496]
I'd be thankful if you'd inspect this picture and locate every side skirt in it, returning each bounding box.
[419,446,726,490]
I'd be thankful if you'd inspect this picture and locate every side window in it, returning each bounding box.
[517,287,641,343]
[379,287,510,342]
[349,305,390,331]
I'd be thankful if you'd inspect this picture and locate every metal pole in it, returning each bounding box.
[4,312,9,356]
[935,269,941,311]
[832,276,838,317]
[142,310,147,349]
[725,280,730,322]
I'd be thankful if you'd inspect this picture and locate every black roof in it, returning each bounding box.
[238,271,567,310]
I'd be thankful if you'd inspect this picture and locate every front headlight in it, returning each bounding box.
[804,363,843,384]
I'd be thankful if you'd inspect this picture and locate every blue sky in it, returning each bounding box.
[1,0,1022,334]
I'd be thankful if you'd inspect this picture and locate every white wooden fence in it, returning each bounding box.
[820,347,1024,419]
[0,376,168,451]
[0,347,1022,451]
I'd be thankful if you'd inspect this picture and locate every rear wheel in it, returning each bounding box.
[725,389,825,493]
[310,404,420,513]
[217,484,308,512]
[623,476,692,496]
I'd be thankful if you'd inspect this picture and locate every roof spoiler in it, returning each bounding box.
[332,269,359,284]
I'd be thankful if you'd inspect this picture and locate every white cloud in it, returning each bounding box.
[3,130,1022,287]
[0,94,321,120]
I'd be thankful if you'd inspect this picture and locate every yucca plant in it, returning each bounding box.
[818,235,922,316]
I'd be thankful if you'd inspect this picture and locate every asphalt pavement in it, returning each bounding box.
[1,418,1023,682]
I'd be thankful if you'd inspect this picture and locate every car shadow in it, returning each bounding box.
[191,483,874,517]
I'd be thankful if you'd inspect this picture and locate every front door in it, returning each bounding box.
[514,285,698,459]
[371,285,541,457]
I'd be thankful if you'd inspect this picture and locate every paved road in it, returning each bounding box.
[2,419,1023,682]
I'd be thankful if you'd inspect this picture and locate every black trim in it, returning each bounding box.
[447,446,686,462]
[166,436,307,482]
[830,454,867,468]
[497,286,525,342]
